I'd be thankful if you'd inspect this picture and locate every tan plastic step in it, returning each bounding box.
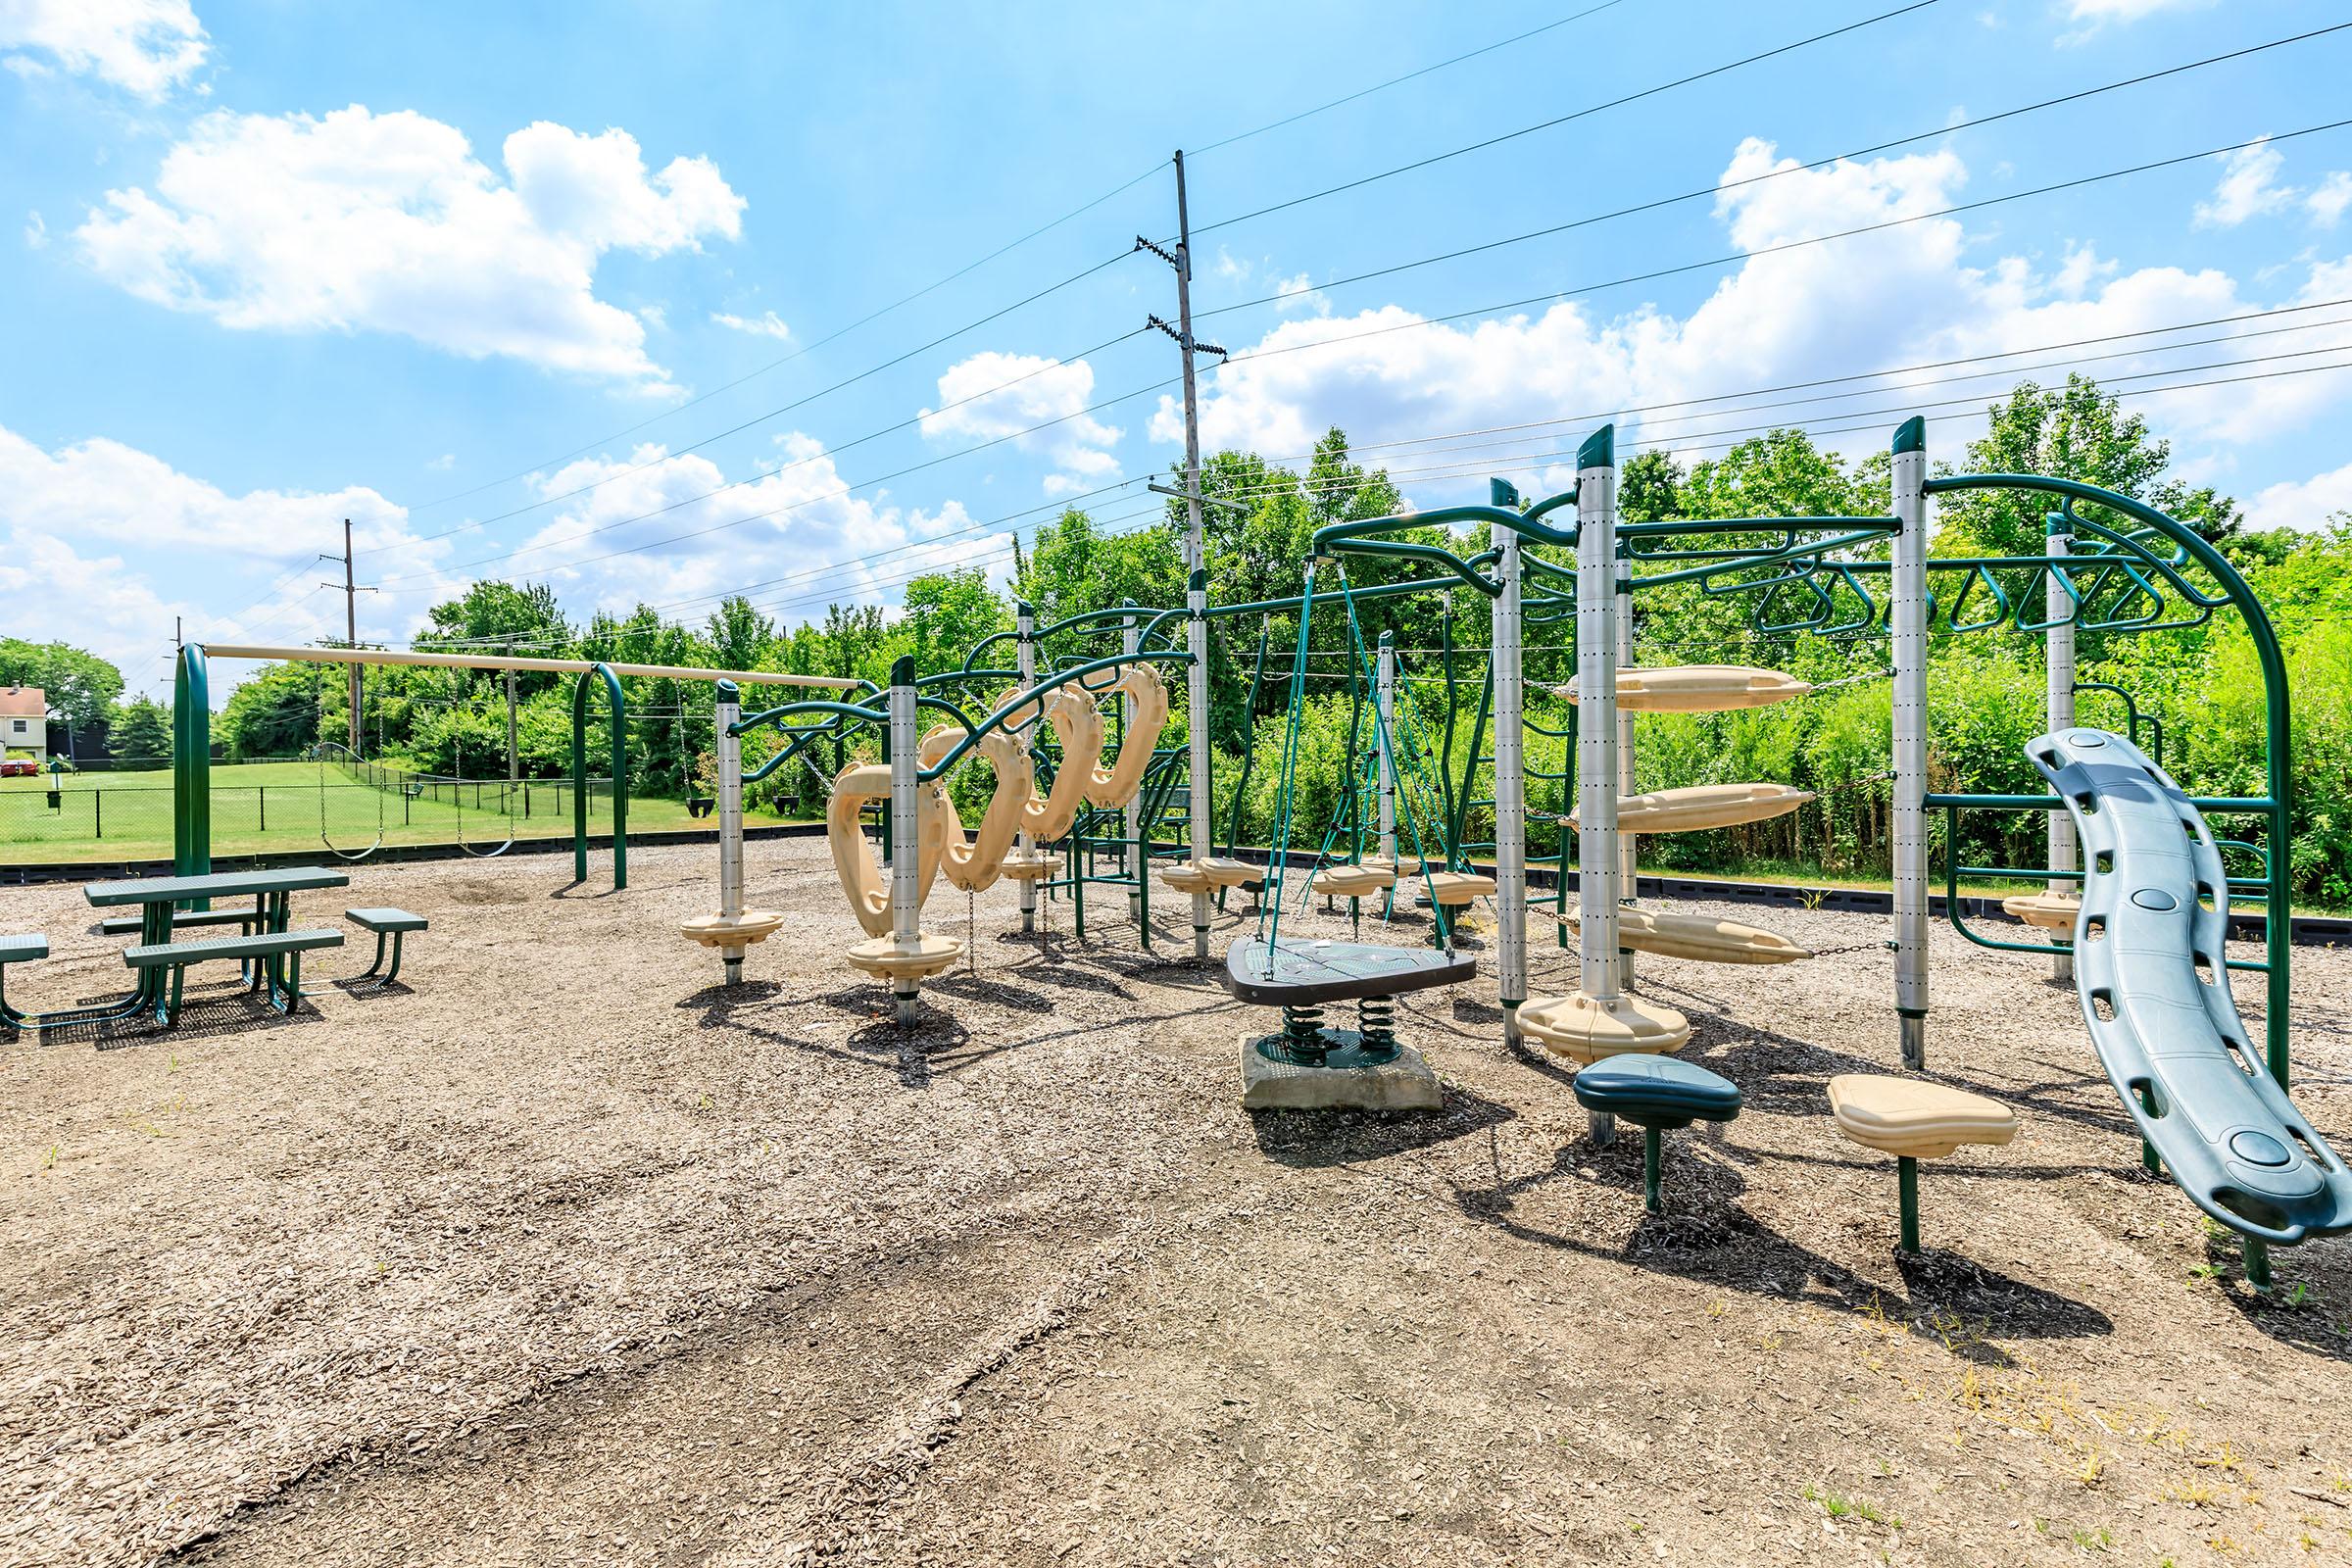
[1569,782,1814,834]
[1562,664,1813,712]
[679,910,784,950]
[2002,891,2081,931]
[998,850,1058,882]
[1559,906,1811,964]
[1828,1074,2018,1159]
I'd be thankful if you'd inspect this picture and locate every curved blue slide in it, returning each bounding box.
[2030,728,2352,1246]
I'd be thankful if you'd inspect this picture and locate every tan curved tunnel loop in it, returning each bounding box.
[826,760,950,939]
[1020,688,1102,843]
[1077,662,1169,809]
[919,723,1034,895]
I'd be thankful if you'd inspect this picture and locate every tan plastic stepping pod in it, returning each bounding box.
[1560,905,1811,965]
[844,931,964,983]
[1162,857,1256,894]
[1424,870,1496,906]
[1076,663,1170,809]
[1562,664,1813,712]
[918,723,1033,895]
[1517,991,1691,1063]
[1570,782,1814,834]
[1830,1074,2018,1252]
[827,762,950,939]
[1312,862,1396,898]
[2002,891,2081,931]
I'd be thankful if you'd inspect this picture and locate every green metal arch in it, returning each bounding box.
[570,662,628,891]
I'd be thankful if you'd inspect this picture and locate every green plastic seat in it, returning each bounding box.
[344,907,428,934]
[1573,1055,1742,1215]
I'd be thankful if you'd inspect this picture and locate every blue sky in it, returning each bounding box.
[4,0,2351,698]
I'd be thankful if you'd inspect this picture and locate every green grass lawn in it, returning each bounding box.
[0,762,809,864]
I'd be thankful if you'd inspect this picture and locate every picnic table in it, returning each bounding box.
[79,866,351,1025]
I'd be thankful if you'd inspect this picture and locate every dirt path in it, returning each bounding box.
[2,842,2346,1566]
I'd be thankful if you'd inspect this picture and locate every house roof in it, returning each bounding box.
[0,687,48,718]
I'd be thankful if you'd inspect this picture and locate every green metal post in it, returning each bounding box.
[570,662,628,891]
[1643,1126,1663,1215]
[172,646,213,882]
[2243,1237,2272,1293]
[1896,1156,1921,1253]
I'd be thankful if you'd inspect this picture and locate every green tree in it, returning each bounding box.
[0,638,125,738]
[220,662,328,760]
[110,697,172,766]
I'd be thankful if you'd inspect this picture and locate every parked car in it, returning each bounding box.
[0,760,37,777]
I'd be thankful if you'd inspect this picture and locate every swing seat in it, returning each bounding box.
[1310,863,1395,898]
[1223,937,1476,1006]
[1568,782,1814,834]
[1422,870,1495,906]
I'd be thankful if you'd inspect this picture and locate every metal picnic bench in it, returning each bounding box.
[82,866,351,1027]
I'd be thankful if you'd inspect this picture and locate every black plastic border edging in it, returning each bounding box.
[0,822,830,885]
[13,829,2346,948]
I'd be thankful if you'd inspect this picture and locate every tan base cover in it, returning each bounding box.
[1559,906,1811,965]
[1570,782,1814,834]
[1517,991,1691,1064]
[827,762,950,939]
[1425,870,1495,906]
[1562,664,1813,712]
[2003,891,2081,931]
[844,932,965,983]
[999,850,1057,881]
[1828,1074,2019,1159]
[1312,863,1396,897]
[679,910,784,949]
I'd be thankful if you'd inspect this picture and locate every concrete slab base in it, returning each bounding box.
[1238,1034,1444,1112]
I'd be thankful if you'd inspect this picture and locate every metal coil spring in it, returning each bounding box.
[1356,995,1397,1054]
[1281,1003,1325,1052]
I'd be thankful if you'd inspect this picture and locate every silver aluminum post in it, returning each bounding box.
[1576,429,1622,1143]
[1016,602,1038,934]
[1376,632,1397,864]
[1891,418,1931,1068]
[714,680,747,986]
[888,658,920,1026]
[1188,568,1211,957]
[2046,514,2077,984]
[1614,538,1638,989]
[1492,478,1529,1054]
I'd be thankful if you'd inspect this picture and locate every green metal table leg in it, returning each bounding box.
[1643,1126,1664,1215]
[382,931,404,987]
[1897,1156,1921,1253]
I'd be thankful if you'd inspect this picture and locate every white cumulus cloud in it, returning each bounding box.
[2194,138,2297,229]
[920,352,1122,497]
[74,107,745,392]
[0,0,207,98]
[2057,0,2213,44]
[711,309,792,341]
[2308,172,2352,230]
[0,420,460,683]
[1158,136,2352,494]
[2245,459,2352,533]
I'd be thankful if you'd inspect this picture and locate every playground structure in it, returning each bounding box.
[700,416,2339,1290]
[134,414,2343,1291]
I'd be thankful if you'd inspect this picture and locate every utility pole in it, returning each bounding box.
[319,518,376,754]
[1136,150,1229,960]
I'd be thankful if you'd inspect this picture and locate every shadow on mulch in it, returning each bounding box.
[1450,1119,2112,1360]
[48,985,325,1052]
[2199,1227,2352,1364]
[1250,1082,1515,1170]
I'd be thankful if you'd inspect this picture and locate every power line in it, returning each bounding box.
[1190,0,1944,237]
[1190,1,1631,158]
[1197,20,2352,319]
